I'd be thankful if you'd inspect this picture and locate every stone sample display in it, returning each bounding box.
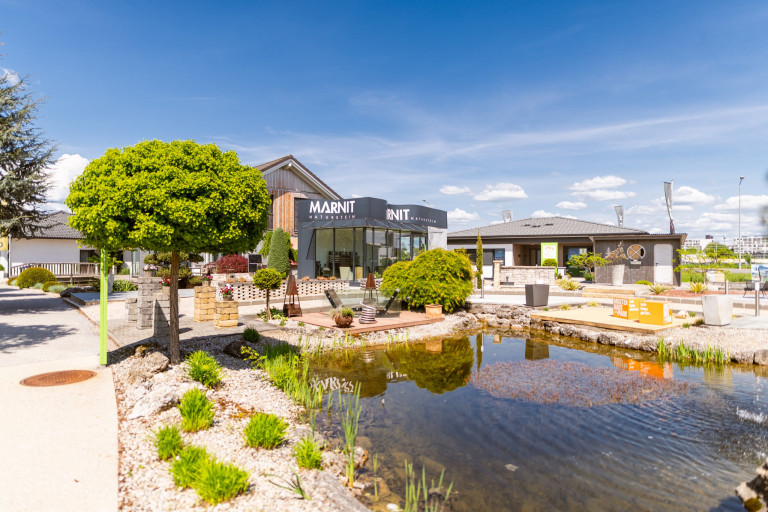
[214,300,239,328]
[193,285,216,322]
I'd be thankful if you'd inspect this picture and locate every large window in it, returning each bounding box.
[315,229,333,277]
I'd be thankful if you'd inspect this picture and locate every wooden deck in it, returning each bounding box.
[297,311,444,334]
[530,306,687,334]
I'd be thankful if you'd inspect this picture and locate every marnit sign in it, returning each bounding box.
[298,197,447,229]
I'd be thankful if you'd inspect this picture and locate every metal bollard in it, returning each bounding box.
[756,287,761,317]
[725,281,729,295]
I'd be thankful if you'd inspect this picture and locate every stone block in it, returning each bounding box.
[215,319,239,328]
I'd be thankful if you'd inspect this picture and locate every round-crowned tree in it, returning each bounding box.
[66,140,270,363]
[253,268,283,320]
[267,227,290,276]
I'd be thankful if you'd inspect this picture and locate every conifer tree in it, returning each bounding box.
[267,227,290,276]
[476,231,483,287]
[0,66,55,237]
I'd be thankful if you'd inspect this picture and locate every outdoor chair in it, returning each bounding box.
[744,281,756,297]
[376,289,399,316]
[324,289,362,312]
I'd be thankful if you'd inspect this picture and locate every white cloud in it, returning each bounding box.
[627,203,661,215]
[574,189,636,201]
[2,68,20,86]
[531,210,557,218]
[556,200,587,210]
[47,154,89,204]
[439,185,471,195]
[473,182,527,201]
[714,195,768,211]
[675,186,716,204]
[569,175,626,191]
[447,208,480,223]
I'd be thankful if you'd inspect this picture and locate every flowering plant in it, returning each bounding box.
[220,284,234,296]
[201,274,213,282]
[160,277,172,287]
[143,264,157,271]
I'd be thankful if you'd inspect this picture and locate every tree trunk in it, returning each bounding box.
[169,251,181,364]
[265,290,271,320]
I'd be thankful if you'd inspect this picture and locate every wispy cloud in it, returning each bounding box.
[447,208,480,223]
[556,200,587,210]
[473,183,527,201]
[570,175,626,191]
[440,185,471,195]
[46,154,89,204]
[1,67,20,86]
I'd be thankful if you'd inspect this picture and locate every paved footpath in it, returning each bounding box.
[0,284,118,511]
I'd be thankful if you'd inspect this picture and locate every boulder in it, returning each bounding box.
[127,351,170,382]
[754,350,768,366]
[128,381,203,419]
[223,340,255,360]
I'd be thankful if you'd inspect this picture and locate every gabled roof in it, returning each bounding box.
[255,154,341,200]
[448,216,647,239]
[18,211,82,240]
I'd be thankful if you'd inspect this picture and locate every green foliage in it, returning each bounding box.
[557,278,581,291]
[243,412,288,449]
[243,327,261,343]
[694,317,705,326]
[745,254,752,265]
[8,277,17,286]
[542,258,558,267]
[635,280,652,286]
[657,337,729,365]
[187,276,202,287]
[688,281,708,294]
[253,268,283,290]
[144,251,203,266]
[171,445,210,488]
[267,472,311,500]
[294,436,323,470]
[154,425,184,461]
[260,229,295,262]
[41,280,60,292]
[33,282,43,289]
[119,265,131,275]
[704,242,734,263]
[178,388,215,432]
[403,461,453,512]
[381,249,473,313]
[725,272,752,282]
[258,306,286,321]
[258,230,274,256]
[186,351,223,388]
[340,384,362,486]
[647,283,671,295]
[676,247,716,282]
[0,69,55,238]
[0,264,4,271]
[194,459,250,505]
[582,271,594,282]
[47,284,68,294]
[112,280,139,292]
[385,337,473,394]
[567,252,607,274]
[267,227,290,276]
[17,267,56,288]
[476,231,483,286]
[157,266,193,288]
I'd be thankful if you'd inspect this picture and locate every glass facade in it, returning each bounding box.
[315,228,427,279]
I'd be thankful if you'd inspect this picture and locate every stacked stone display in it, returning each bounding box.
[153,290,172,340]
[125,297,138,322]
[214,300,239,328]
[194,285,216,322]
[136,277,161,329]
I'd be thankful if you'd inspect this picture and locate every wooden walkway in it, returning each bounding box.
[530,306,687,334]
[297,310,443,334]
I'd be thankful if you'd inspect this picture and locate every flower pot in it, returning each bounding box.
[702,295,733,326]
[222,295,234,302]
[610,264,625,286]
[425,304,443,318]
[524,284,549,307]
[334,316,353,328]
[161,286,170,296]
[143,270,155,277]
[202,280,211,287]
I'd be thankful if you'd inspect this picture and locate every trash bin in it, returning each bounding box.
[525,284,549,307]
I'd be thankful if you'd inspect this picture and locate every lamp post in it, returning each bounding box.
[739,176,744,269]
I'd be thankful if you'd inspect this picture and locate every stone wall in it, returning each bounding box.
[215,279,351,301]
[132,277,161,329]
[153,291,173,341]
[214,300,239,328]
[194,285,216,322]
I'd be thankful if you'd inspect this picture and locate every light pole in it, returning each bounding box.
[739,176,744,269]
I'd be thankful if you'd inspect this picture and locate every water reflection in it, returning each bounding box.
[385,337,474,394]
[524,339,549,360]
[612,357,673,379]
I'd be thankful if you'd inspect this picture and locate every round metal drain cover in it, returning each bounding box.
[21,370,97,387]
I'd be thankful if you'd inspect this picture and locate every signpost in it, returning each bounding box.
[99,249,108,366]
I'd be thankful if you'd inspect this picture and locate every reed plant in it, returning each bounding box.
[153,424,184,461]
[243,412,287,449]
[186,351,223,388]
[340,384,362,486]
[267,472,310,500]
[656,336,729,365]
[294,436,323,470]
[403,461,453,512]
[178,388,215,432]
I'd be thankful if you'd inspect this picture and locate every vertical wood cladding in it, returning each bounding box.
[264,167,328,235]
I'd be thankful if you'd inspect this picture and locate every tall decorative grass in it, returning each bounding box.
[243,412,287,449]
[403,461,453,512]
[169,445,249,504]
[154,424,184,461]
[656,336,729,365]
[178,388,215,432]
[340,383,362,486]
[294,436,323,470]
[186,351,223,388]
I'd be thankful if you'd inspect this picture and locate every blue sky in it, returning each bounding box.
[3,0,768,238]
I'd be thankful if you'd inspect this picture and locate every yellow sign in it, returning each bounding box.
[0,237,8,251]
[639,301,673,325]
[613,297,641,320]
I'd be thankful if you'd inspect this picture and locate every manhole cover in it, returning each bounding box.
[20,370,97,387]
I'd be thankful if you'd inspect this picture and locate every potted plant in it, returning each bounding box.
[330,307,354,328]
[143,264,157,277]
[159,276,172,295]
[220,283,234,301]
[201,274,213,286]
[605,242,628,286]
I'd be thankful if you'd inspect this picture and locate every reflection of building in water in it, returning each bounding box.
[493,334,502,344]
[612,358,673,379]
[524,340,550,361]
[703,365,733,391]
[425,339,443,353]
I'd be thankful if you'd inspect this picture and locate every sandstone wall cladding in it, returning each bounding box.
[193,285,216,322]
[214,301,239,328]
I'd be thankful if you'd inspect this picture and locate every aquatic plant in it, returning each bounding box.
[267,472,310,500]
[340,383,362,486]
[657,336,729,366]
[403,461,453,512]
[294,436,323,470]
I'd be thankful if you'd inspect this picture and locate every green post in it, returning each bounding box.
[99,248,108,366]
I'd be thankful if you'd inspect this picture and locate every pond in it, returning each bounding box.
[309,331,768,511]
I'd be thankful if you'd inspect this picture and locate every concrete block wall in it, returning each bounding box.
[125,297,138,323]
[153,292,172,340]
[136,277,161,329]
[194,285,216,322]
[497,266,556,285]
[214,300,239,328]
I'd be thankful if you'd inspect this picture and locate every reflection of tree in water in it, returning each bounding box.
[475,333,483,371]
[386,336,475,394]
[310,349,405,398]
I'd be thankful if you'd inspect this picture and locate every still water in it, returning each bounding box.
[309,331,768,511]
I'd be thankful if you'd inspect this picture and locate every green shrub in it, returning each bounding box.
[171,446,210,488]
[0,263,4,271]
[48,284,68,294]
[635,280,652,286]
[267,227,290,276]
[8,277,17,286]
[119,265,131,275]
[154,425,184,461]
[244,412,288,449]
[112,280,138,292]
[243,327,261,343]
[17,267,56,289]
[557,278,581,291]
[647,283,670,295]
[254,268,284,320]
[381,249,473,313]
[688,282,708,294]
[583,271,594,282]
[33,282,44,289]
[187,276,203,287]
[186,351,223,388]
[294,436,322,470]
[178,388,215,432]
[725,272,751,282]
[41,280,61,292]
[542,258,558,267]
[194,458,250,505]
[694,318,705,326]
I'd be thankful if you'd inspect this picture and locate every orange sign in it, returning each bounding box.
[639,301,672,325]
[613,297,641,320]
[612,357,673,379]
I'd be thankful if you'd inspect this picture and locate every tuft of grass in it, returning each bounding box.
[298,321,305,327]
[688,311,697,317]
[194,458,250,505]
[557,278,581,291]
[294,436,323,470]
[560,304,571,311]
[694,318,705,326]
[171,446,210,488]
[268,472,310,500]
[242,327,261,343]
[186,351,223,388]
[647,283,671,295]
[657,336,729,365]
[244,412,288,449]
[178,388,215,432]
[586,300,599,307]
[688,281,708,294]
[341,384,362,486]
[154,424,184,461]
[682,323,690,328]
